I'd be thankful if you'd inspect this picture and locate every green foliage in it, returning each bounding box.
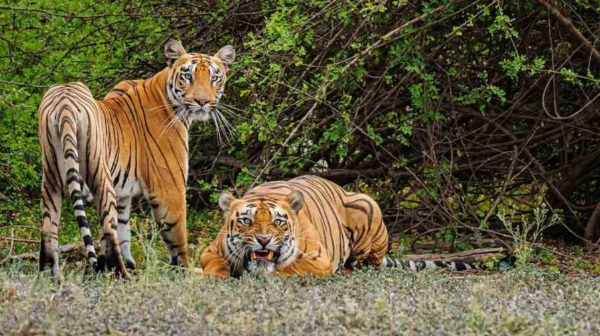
[2,0,600,262]
[0,0,168,221]
[497,205,559,267]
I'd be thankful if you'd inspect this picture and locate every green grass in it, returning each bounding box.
[3,208,600,335]
[1,263,599,336]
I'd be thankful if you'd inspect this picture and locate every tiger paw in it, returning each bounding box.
[98,239,132,279]
[107,252,132,280]
[124,258,137,270]
[203,269,230,279]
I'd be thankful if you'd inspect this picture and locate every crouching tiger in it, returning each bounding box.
[38,40,235,278]
[200,175,478,278]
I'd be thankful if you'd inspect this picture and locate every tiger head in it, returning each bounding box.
[163,40,235,124]
[217,191,304,276]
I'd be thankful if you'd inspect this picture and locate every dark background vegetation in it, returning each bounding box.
[2,0,600,263]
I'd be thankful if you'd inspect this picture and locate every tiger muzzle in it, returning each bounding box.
[250,250,275,261]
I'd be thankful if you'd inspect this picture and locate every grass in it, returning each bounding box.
[1,262,600,336]
[3,206,600,335]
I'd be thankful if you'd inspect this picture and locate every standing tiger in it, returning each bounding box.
[201,175,478,278]
[38,40,235,278]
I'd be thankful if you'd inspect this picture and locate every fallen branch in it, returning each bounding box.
[411,239,503,253]
[0,236,38,243]
[0,225,40,231]
[401,247,507,264]
[6,244,79,262]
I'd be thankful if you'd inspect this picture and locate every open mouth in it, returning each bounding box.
[250,250,275,261]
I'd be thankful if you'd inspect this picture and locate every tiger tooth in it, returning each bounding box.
[251,252,257,260]
[267,251,274,260]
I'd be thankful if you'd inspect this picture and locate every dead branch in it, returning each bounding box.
[0,237,37,243]
[402,247,507,264]
[6,244,79,262]
[534,0,600,66]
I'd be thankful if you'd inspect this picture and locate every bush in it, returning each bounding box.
[2,0,600,246]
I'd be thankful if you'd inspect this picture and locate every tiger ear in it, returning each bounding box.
[218,191,236,211]
[285,191,304,212]
[164,40,187,65]
[214,45,236,72]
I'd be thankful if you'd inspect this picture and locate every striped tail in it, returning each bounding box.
[57,103,98,270]
[381,256,478,272]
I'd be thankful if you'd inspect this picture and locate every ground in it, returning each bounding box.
[1,263,599,336]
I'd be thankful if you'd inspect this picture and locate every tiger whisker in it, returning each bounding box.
[214,110,234,146]
[157,107,185,140]
[211,112,224,147]
[225,245,245,264]
[229,245,250,273]
[210,109,233,147]
[225,240,249,264]
[216,109,236,135]
[146,102,181,114]
[234,245,251,271]
[217,108,245,122]
[217,102,246,113]
[215,104,246,119]
[152,103,182,136]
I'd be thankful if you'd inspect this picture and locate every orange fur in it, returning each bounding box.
[38,41,235,277]
[201,175,388,278]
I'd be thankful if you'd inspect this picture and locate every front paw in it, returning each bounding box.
[204,268,230,279]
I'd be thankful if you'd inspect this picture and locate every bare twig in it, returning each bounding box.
[248,101,319,189]
[534,0,600,65]
[0,229,15,265]
[6,244,79,262]
[402,247,507,263]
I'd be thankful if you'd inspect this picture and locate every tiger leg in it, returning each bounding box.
[39,177,63,277]
[92,168,131,279]
[151,194,189,268]
[200,251,230,279]
[345,194,388,268]
[64,167,98,271]
[116,197,136,270]
[200,231,235,278]
[279,259,334,277]
[279,240,334,277]
[56,108,99,272]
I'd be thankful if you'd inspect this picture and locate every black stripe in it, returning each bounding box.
[64,150,79,161]
[76,215,89,227]
[83,235,93,246]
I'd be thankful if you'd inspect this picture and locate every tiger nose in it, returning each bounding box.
[194,98,208,106]
[256,235,271,248]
